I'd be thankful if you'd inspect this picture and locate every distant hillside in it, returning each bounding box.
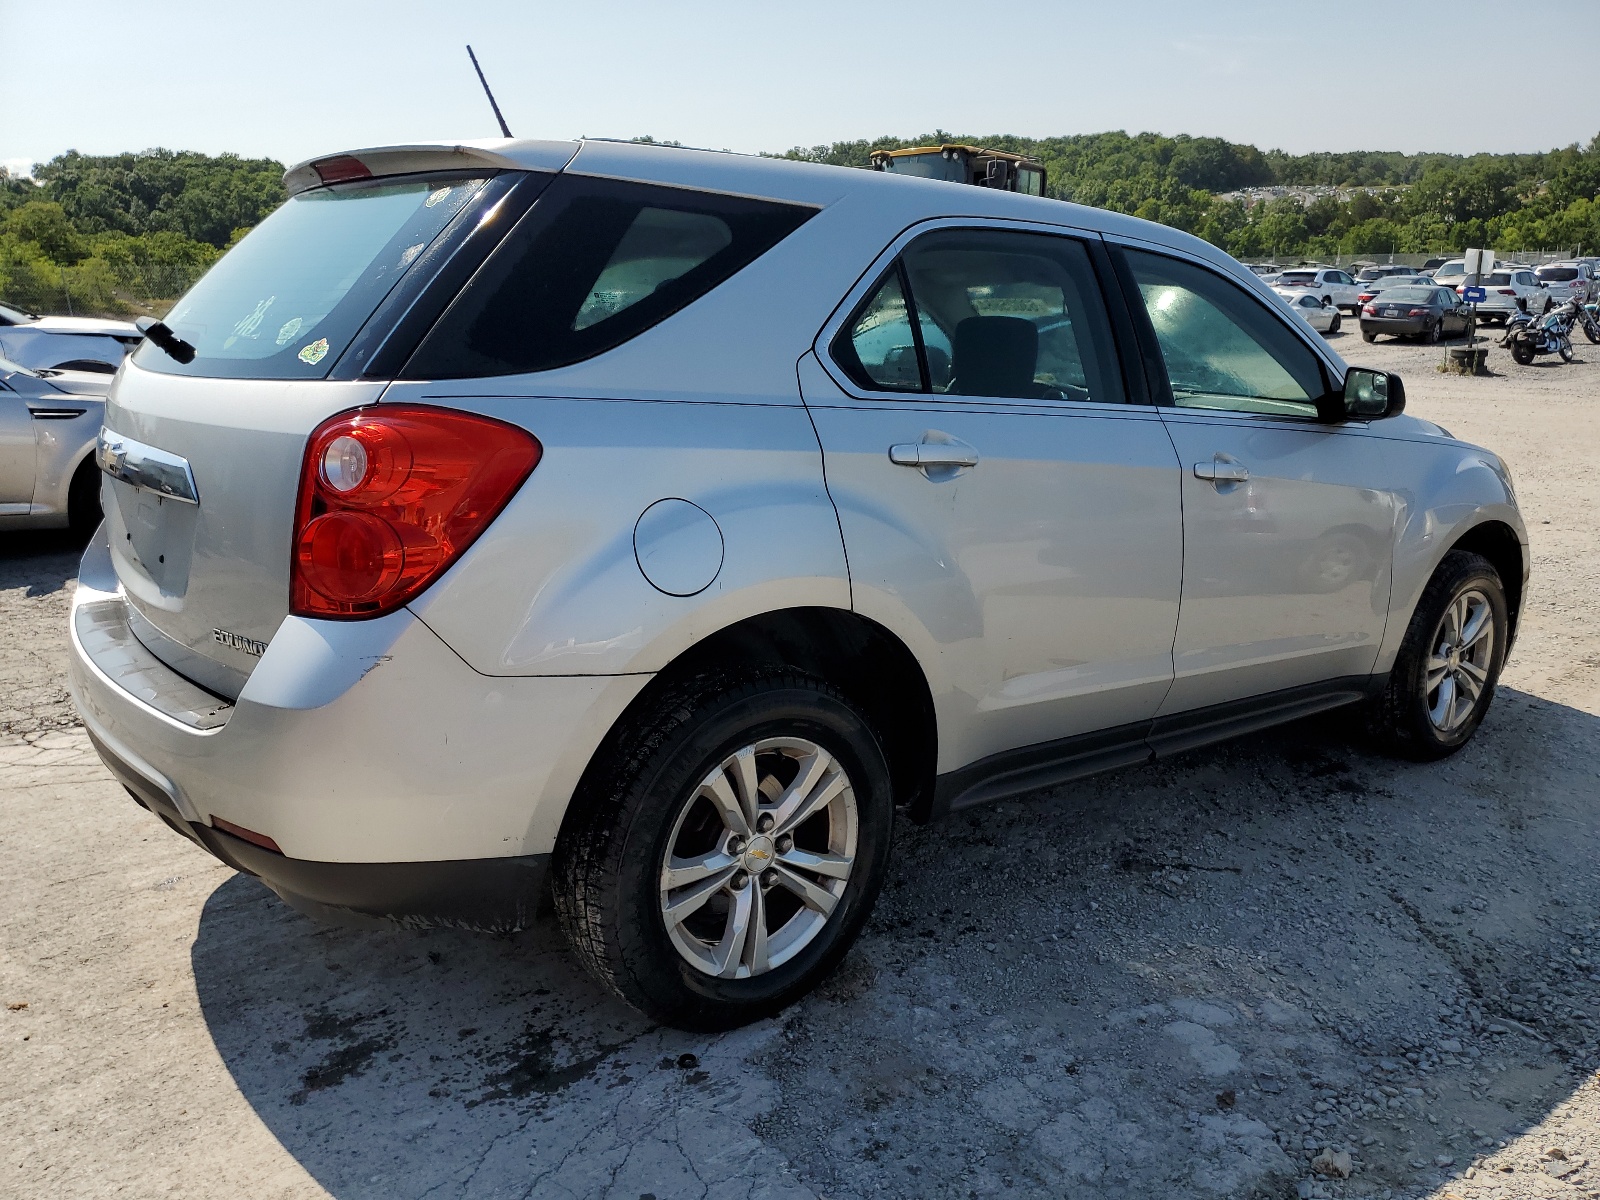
[4,132,1598,317]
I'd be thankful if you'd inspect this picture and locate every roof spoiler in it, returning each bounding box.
[283,140,581,196]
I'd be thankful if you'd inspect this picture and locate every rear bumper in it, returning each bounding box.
[1360,317,1430,336]
[92,724,550,929]
[67,527,650,929]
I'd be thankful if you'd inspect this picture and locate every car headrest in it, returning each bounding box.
[951,316,1037,397]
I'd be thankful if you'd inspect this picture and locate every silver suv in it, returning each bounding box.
[69,139,1528,1029]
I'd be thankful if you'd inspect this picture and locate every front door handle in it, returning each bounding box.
[1194,460,1249,483]
[890,443,980,469]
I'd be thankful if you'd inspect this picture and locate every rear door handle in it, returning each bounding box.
[1193,461,1249,483]
[890,443,980,469]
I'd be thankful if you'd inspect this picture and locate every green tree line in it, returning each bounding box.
[4,134,1598,317]
[0,149,285,317]
[780,130,1600,261]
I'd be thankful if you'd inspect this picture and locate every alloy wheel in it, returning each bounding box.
[1425,588,1495,733]
[659,737,858,979]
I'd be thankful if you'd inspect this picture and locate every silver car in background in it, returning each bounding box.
[0,306,142,375]
[0,356,109,532]
[67,139,1527,1029]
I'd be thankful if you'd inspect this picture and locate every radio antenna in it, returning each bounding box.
[466,45,513,138]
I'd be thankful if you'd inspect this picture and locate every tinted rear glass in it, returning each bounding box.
[1538,267,1579,281]
[405,175,814,378]
[1376,288,1436,302]
[1277,272,1318,283]
[135,172,498,379]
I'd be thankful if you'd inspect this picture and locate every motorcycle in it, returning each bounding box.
[1500,295,1596,364]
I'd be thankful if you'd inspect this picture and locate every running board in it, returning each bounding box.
[931,675,1382,817]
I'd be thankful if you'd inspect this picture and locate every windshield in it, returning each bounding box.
[0,303,38,325]
[135,172,496,379]
[877,153,967,183]
[1538,267,1579,281]
[1433,261,1466,277]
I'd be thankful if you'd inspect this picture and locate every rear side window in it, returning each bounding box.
[137,173,499,379]
[833,228,1126,405]
[406,176,814,378]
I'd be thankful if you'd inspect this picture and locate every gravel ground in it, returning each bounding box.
[2,331,1598,1200]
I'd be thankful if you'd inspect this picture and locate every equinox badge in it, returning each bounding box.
[213,628,268,657]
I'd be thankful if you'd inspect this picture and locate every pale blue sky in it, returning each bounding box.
[7,0,1598,177]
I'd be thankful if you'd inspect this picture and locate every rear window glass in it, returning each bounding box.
[136,173,497,379]
[1538,267,1579,281]
[1376,287,1436,302]
[1277,271,1318,283]
[405,175,814,378]
[1483,273,1513,285]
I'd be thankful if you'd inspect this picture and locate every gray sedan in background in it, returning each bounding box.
[1360,285,1472,343]
[0,356,109,532]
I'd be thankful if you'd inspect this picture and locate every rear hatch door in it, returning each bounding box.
[103,167,526,698]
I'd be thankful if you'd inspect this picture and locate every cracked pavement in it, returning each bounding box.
[3,338,1600,1199]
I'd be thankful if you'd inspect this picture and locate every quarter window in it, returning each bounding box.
[1124,248,1327,419]
[832,228,1126,404]
[406,176,814,378]
[838,267,922,392]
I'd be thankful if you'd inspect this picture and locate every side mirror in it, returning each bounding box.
[1333,367,1405,421]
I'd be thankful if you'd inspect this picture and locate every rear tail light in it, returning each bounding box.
[1363,304,1377,315]
[291,405,541,618]
[1496,289,1516,295]
[312,155,372,185]
[1407,308,1431,316]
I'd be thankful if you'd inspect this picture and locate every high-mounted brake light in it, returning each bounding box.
[291,405,541,618]
[312,155,373,185]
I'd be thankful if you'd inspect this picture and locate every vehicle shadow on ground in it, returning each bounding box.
[191,685,1600,1200]
[0,529,86,596]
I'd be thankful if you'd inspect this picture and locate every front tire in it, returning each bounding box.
[1511,341,1536,365]
[1329,313,1342,333]
[553,670,893,1030]
[67,459,103,539]
[1367,550,1507,761]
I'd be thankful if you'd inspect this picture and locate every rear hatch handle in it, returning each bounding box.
[96,429,200,505]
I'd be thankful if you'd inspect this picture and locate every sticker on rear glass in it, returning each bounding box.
[275,316,303,346]
[298,338,329,365]
[425,186,453,208]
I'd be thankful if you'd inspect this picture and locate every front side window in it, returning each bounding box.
[1124,248,1327,419]
[406,175,814,378]
[832,228,1126,404]
[138,173,498,379]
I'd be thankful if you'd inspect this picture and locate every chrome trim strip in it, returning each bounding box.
[96,428,200,505]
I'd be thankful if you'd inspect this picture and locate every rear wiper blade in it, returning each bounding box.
[134,317,196,364]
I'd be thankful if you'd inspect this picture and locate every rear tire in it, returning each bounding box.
[67,459,102,539]
[1366,550,1507,761]
[553,669,894,1030]
[1426,321,1442,344]
[1511,341,1536,365]
[1361,330,1377,343]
